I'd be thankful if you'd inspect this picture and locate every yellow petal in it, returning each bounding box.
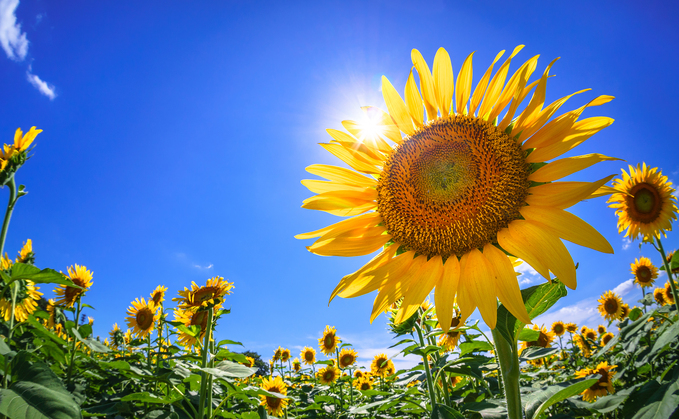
[305,164,377,188]
[454,52,474,115]
[435,256,460,333]
[338,249,414,299]
[516,89,590,143]
[301,179,370,194]
[478,45,524,120]
[590,185,619,199]
[482,243,531,325]
[461,248,498,329]
[326,128,383,162]
[405,69,424,127]
[308,230,392,257]
[469,50,504,116]
[433,48,454,116]
[497,226,550,280]
[491,55,539,126]
[526,175,615,209]
[370,255,427,323]
[329,245,398,303]
[361,106,403,145]
[411,49,438,121]
[526,117,614,163]
[395,255,443,323]
[529,154,622,183]
[302,189,377,216]
[498,64,540,132]
[341,119,392,154]
[295,212,381,240]
[381,76,415,136]
[520,205,613,254]
[456,253,476,322]
[511,58,559,134]
[320,143,381,174]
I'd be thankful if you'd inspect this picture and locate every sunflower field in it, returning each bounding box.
[1,46,679,419]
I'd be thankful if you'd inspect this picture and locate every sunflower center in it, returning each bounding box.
[377,115,530,257]
[554,324,564,334]
[136,308,153,330]
[304,352,313,362]
[324,335,334,348]
[604,299,619,314]
[636,266,651,282]
[628,183,662,223]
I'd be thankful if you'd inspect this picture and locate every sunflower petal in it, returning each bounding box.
[301,179,371,194]
[529,154,623,182]
[517,89,590,143]
[361,106,403,145]
[456,253,476,322]
[461,248,498,329]
[326,128,383,161]
[370,255,427,323]
[511,58,559,134]
[411,49,438,121]
[320,143,381,174]
[295,212,381,240]
[470,50,504,116]
[342,119,393,153]
[520,206,614,254]
[478,45,524,120]
[305,164,378,187]
[483,243,532,325]
[455,51,474,115]
[526,175,616,209]
[329,245,398,303]
[497,226,550,280]
[308,230,392,257]
[339,249,414,299]
[396,255,443,323]
[435,256,460,332]
[433,48,454,116]
[382,76,415,136]
[526,117,615,162]
[405,69,424,127]
[492,55,539,127]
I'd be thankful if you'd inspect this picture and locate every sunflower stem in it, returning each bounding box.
[642,287,647,313]
[0,177,18,258]
[207,338,215,419]
[197,308,214,419]
[2,280,19,389]
[66,300,82,386]
[655,238,679,315]
[491,328,523,419]
[414,320,437,410]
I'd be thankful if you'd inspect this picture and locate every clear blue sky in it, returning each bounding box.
[1,0,678,365]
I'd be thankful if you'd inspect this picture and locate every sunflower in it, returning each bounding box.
[663,281,676,304]
[583,328,597,342]
[318,325,340,355]
[653,287,667,305]
[338,348,358,368]
[608,164,677,241]
[1,254,12,270]
[371,353,395,378]
[244,356,255,368]
[280,348,291,363]
[354,376,374,390]
[54,264,93,307]
[45,298,59,328]
[173,277,234,310]
[600,332,614,346]
[109,323,124,347]
[292,358,301,372]
[13,126,41,152]
[597,325,607,335]
[565,323,578,333]
[125,297,159,338]
[597,290,623,321]
[273,347,282,362]
[619,303,630,320]
[354,369,367,379]
[300,346,316,365]
[438,329,462,352]
[259,375,288,417]
[173,307,211,349]
[450,376,464,388]
[575,362,616,402]
[551,321,566,336]
[0,278,42,322]
[15,239,34,264]
[317,365,339,384]
[150,285,168,306]
[628,257,658,289]
[665,250,679,274]
[520,324,555,352]
[297,46,615,330]
[573,334,591,357]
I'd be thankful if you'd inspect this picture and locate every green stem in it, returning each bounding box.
[66,300,82,386]
[491,328,522,419]
[642,287,647,313]
[207,338,215,419]
[415,322,437,409]
[655,238,679,315]
[0,177,18,258]
[2,281,19,389]
[197,309,214,419]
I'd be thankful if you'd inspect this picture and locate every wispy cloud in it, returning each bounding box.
[516,261,542,285]
[0,0,56,98]
[612,278,634,298]
[0,0,28,60]
[174,252,214,271]
[622,238,632,251]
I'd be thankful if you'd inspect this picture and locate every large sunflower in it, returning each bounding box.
[259,375,288,417]
[318,325,340,355]
[597,290,623,321]
[173,277,233,310]
[575,362,616,402]
[125,297,159,338]
[0,279,42,322]
[608,164,677,241]
[297,46,615,329]
[631,257,658,288]
[54,264,93,307]
[317,365,339,384]
[173,307,211,349]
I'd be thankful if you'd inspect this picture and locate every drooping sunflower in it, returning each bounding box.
[600,332,614,346]
[125,297,159,338]
[438,329,462,352]
[300,346,316,365]
[0,278,42,322]
[573,334,591,357]
[575,362,616,402]
[244,356,255,368]
[273,347,283,362]
[173,277,234,310]
[371,353,395,377]
[565,323,578,333]
[259,375,288,417]
[654,287,667,305]
[173,307,210,349]
[597,290,623,321]
[665,250,679,274]
[608,164,677,241]
[150,285,168,306]
[297,46,615,330]
[663,281,676,304]
[596,325,607,335]
[318,325,340,355]
[317,365,339,385]
[354,376,374,390]
[551,321,566,336]
[520,324,555,352]
[54,264,93,307]
[109,323,124,348]
[619,303,630,320]
[338,348,358,368]
[630,257,658,288]
[280,348,291,363]
[15,239,34,264]
[292,358,301,372]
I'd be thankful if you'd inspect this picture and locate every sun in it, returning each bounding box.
[297,46,615,330]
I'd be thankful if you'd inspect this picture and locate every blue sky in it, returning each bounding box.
[1,0,678,368]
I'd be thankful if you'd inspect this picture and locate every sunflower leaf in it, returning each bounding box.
[528,378,598,419]
[10,264,78,288]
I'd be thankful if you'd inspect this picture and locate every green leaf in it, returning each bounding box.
[629,307,644,321]
[197,360,257,379]
[25,316,67,346]
[495,281,567,345]
[625,378,679,419]
[431,403,464,419]
[143,410,180,419]
[459,341,493,356]
[70,328,110,353]
[530,379,598,419]
[98,360,130,371]
[121,392,183,404]
[518,347,559,361]
[10,264,78,287]
[217,339,243,347]
[648,320,679,357]
[410,345,442,357]
[517,327,540,342]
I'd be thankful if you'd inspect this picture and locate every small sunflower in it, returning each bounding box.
[597,325,607,335]
[173,277,234,310]
[338,348,358,368]
[317,365,339,384]
[565,323,578,333]
[654,287,667,305]
[300,346,316,365]
[150,285,168,306]
[551,321,566,336]
[109,323,124,348]
[663,281,676,304]
[54,264,93,307]
[173,307,211,349]
[1,254,12,270]
[0,278,42,323]
[354,376,373,390]
[600,332,614,346]
[298,46,615,331]
[450,376,464,388]
[13,126,41,152]
[280,348,291,363]
[608,163,678,241]
[354,369,366,379]
[584,328,597,342]
[665,250,679,274]
[244,356,255,368]
[438,329,462,352]
[575,362,616,402]
[259,375,288,417]
[273,347,282,362]
[15,239,34,264]
[619,303,630,320]
[520,324,555,352]
[292,358,301,372]
[630,257,658,288]
[371,353,394,378]
[318,325,340,356]
[125,297,159,338]
[573,334,591,357]
[597,290,623,321]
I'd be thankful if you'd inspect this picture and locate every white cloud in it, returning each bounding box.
[622,238,632,251]
[516,260,542,285]
[533,298,600,330]
[612,278,634,298]
[0,0,28,60]
[193,263,213,270]
[26,70,55,99]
